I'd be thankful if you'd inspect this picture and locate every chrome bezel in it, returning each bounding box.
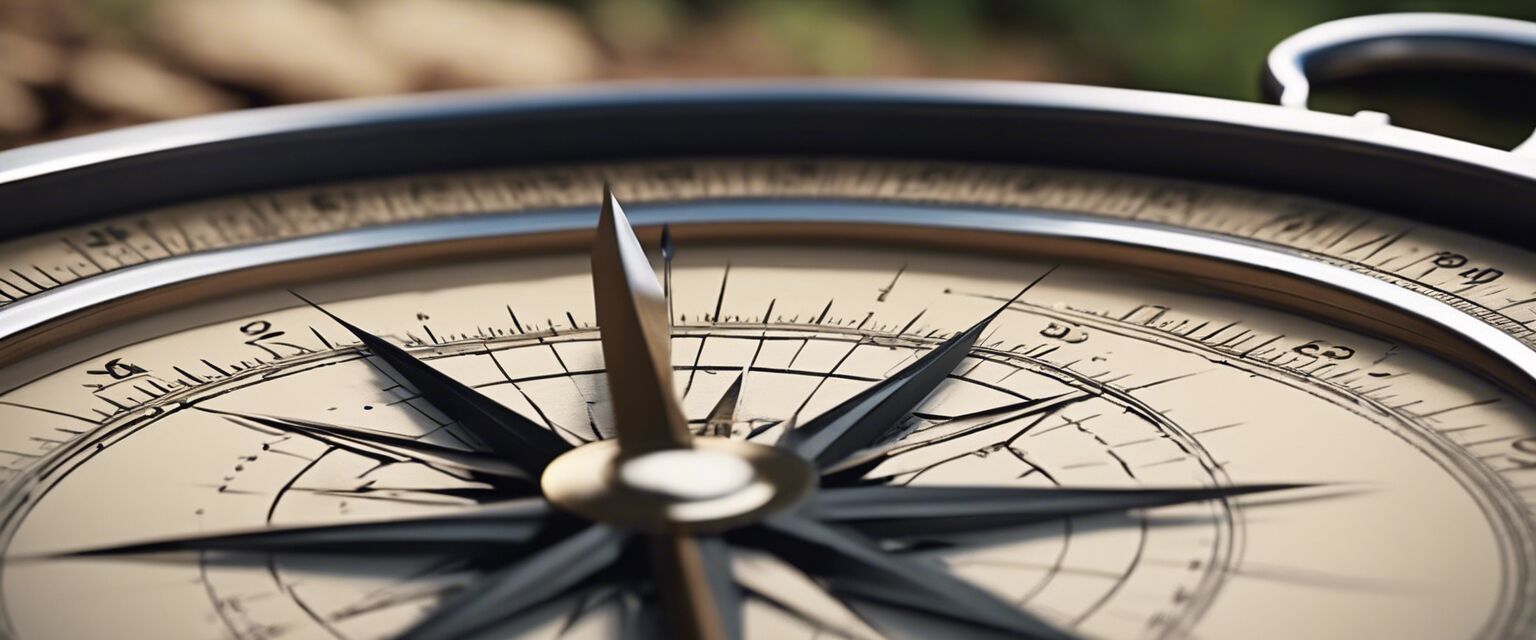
[1,80,1535,636]
[1,80,1535,242]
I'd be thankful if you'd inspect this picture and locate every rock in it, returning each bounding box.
[67,48,240,121]
[0,74,43,135]
[0,30,67,85]
[149,0,412,101]
[0,0,89,42]
[678,7,923,77]
[356,0,600,89]
[587,0,684,58]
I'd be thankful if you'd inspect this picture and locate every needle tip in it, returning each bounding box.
[598,182,626,231]
[289,289,369,339]
[984,263,1060,324]
[288,289,335,321]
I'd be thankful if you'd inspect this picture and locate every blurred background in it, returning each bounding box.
[2,0,1535,151]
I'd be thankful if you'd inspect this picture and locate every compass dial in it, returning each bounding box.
[0,160,1534,640]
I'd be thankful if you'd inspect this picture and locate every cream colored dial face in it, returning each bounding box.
[0,161,1534,640]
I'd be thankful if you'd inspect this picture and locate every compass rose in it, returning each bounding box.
[50,188,1298,640]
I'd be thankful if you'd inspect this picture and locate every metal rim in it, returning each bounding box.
[5,199,1532,393]
[0,78,1533,637]
[1,80,1535,246]
[1264,12,1536,112]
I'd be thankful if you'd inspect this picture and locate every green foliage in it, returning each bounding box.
[671,0,1536,97]
[1011,0,1536,99]
[80,0,1536,101]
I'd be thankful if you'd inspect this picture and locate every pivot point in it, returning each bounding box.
[618,448,756,500]
[541,438,815,534]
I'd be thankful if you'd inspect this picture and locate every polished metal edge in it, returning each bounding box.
[1266,13,1536,109]
[3,79,1534,186]
[6,200,1533,388]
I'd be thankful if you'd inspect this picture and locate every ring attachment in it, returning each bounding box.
[1262,13,1536,154]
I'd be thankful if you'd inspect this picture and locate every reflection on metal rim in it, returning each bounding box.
[1,81,1535,243]
[2,200,1533,401]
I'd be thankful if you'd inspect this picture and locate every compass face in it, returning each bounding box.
[0,159,1534,640]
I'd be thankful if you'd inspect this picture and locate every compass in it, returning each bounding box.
[2,12,1536,640]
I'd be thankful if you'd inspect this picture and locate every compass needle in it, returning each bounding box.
[697,537,744,640]
[587,188,749,640]
[210,409,529,481]
[292,292,570,474]
[731,548,883,640]
[397,525,627,640]
[752,515,1077,640]
[820,390,1096,481]
[42,499,555,558]
[780,276,1049,470]
[648,535,743,640]
[808,484,1309,537]
[590,186,692,453]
